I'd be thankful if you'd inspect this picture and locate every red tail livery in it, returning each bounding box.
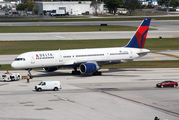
[125,18,151,48]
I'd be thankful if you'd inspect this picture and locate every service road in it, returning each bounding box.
[1,20,179,41]
[0,20,179,31]
[0,30,178,41]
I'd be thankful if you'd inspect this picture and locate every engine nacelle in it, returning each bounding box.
[43,67,58,72]
[79,63,99,74]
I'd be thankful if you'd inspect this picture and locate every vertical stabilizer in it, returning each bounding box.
[125,18,151,48]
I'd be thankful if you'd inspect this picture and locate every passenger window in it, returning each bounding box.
[42,82,46,85]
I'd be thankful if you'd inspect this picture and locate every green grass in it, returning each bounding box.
[0,64,15,70]
[0,25,140,33]
[0,38,179,55]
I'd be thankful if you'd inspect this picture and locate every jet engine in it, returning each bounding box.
[43,67,58,72]
[79,63,99,74]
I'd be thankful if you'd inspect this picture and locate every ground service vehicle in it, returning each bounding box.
[1,73,21,82]
[156,81,178,88]
[35,81,62,91]
[50,8,66,16]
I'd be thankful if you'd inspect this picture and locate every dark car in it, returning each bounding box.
[156,81,178,88]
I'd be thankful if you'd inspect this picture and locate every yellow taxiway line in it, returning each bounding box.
[152,52,179,59]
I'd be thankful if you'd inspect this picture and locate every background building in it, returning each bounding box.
[35,1,104,15]
[139,0,158,6]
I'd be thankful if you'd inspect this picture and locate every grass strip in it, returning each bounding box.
[0,25,139,33]
[0,38,179,55]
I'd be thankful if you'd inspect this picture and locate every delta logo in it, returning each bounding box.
[36,53,54,59]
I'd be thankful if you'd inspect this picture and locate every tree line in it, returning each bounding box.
[16,0,179,15]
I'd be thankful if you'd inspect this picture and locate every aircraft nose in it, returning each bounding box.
[11,62,19,69]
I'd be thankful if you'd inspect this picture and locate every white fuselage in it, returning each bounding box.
[11,47,150,69]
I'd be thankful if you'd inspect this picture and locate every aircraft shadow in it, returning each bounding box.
[30,68,152,78]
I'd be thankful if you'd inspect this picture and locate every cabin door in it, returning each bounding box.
[31,55,35,64]
[59,53,63,63]
[130,51,133,58]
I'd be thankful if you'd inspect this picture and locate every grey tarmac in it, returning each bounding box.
[1,20,179,41]
[0,30,179,41]
[0,68,179,120]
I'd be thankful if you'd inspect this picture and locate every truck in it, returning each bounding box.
[1,73,21,82]
[35,81,62,91]
[50,7,66,16]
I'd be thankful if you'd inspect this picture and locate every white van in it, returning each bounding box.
[35,81,62,91]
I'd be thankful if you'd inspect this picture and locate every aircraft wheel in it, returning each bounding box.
[72,71,81,75]
[93,71,102,76]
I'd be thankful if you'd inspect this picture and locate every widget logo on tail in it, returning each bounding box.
[125,18,151,48]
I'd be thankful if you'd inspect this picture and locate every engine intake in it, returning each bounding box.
[79,63,99,74]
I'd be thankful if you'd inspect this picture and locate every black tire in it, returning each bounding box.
[98,72,102,75]
[54,87,58,91]
[161,85,164,88]
[72,71,81,75]
[93,71,102,76]
[38,88,42,92]
[173,84,176,88]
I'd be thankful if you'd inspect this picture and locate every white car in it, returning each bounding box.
[35,81,62,91]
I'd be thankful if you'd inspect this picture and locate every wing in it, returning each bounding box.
[74,58,133,67]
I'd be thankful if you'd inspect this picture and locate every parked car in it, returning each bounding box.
[156,81,178,88]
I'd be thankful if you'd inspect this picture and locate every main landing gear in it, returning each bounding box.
[72,67,81,75]
[92,71,102,75]
[72,70,81,75]
[28,69,33,79]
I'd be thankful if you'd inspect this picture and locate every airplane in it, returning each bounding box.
[11,18,151,76]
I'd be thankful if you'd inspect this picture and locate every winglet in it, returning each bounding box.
[125,18,151,48]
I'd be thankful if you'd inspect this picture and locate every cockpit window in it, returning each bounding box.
[14,58,25,61]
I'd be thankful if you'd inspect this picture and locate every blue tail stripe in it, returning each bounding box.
[126,36,139,48]
[141,18,151,26]
[141,29,149,48]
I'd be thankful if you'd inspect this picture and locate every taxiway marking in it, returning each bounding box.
[102,91,179,116]
[152,52,179,59]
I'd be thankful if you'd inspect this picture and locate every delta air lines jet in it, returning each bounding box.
[11,18,151,76]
